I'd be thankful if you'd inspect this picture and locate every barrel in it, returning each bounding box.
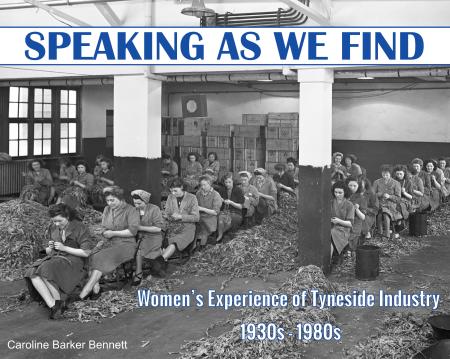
[355,245,380,280]
[409,212,428,236]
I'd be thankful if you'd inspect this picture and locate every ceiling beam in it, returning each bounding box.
[280,0,330,25]
[23,0,91,26]
[94,2,121,26]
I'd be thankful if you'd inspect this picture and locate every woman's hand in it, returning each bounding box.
[48,240,55,249]
[102,230,115,239]
[383,193,390,199]
[224,199,231,205]
[53,242,66,251]
[354,203,360,210]
[331,217,340,225]
[172,213,183,221]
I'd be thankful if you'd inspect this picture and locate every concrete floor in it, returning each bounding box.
[0,236,449,359]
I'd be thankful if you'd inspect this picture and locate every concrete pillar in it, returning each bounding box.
[113,75,162,205]
[297,68,334,274]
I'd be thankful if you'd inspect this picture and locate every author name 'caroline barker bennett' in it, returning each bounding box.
[7,339,127,350]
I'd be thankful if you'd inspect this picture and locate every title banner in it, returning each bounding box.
[0,27,449,65]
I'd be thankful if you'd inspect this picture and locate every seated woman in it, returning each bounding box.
[53,158,77,202]
[183,152,203,193]
[131,189,166,284]
[421,159,442,211]
[22,159,54,205]
[216,173,245,243]
[331,152,347,180]
[252,168,278,224]
[346,177,367,252]
[62,160,95,207]
[361,177,379,239]
[203,152,220,183]
[161,153,179,199]
[273,163,296,203]
[410,159,431,212]
[331,181,355,263]
[343,154,363,178]
[286,157,299,187]
[93,154,105,177]
[25,203,93,318]
[195,175,222,248]
[441,158,450,198]
[79,186,139,300]
[163,179,200,262]
[92,158,115,205]
[372,164,403,239]
[393,164,414,220]
[238,171,259,224]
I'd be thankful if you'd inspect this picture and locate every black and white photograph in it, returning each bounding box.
[1,1,450,358]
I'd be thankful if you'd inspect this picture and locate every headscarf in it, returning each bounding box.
[411,158,423,167]
[131,189,151,204]
[239,171,252,179]
[253,168,267,176]
[332,152,344,161]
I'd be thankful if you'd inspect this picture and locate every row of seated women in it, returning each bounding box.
[24,166,291,319]
[330,157,450,263]
[21,155,115,207]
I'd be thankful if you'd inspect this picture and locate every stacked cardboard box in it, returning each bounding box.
[265,112,299,174]
[242,114,268,126]
[233,127,264,173]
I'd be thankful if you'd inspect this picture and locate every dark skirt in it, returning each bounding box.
[90,238,136,273]
[25,255,86,295]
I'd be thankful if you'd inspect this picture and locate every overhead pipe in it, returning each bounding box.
[0,0,130,11]
[0,77,113,87]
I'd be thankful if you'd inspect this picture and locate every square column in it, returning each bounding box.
[297,68,334,274]
[113,75,162,204]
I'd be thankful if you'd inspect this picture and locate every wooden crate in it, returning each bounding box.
[267,119,281,127]
[245,149,257,161]
[242,114,267,126]
[179,146,202,160]
[233,136,245,149]
[233,125,261,138]
[278,127,293,139]
[172,117,182,135]
[207,147,231,160]
[207,125,232,137]
[217,136,231,148]
[265,127,279,139]
[161,117,171,134]
[179,136,202,147]
[233,148,245,161]
[268,112,299,121]
[291,138,298,151]
[278,151,296,163]
[183,117,211,136]
[244,137,257,148]
[246,160,258,172]
[266,150,278,163]
[206,136,218,148]
[266,139,292,151]
[279,119,299,127]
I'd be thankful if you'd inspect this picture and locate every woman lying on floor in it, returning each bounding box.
[25,204,93,319]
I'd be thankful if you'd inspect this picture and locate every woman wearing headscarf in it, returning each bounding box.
[216,173,245,243]
[343,154,363,179]
[331,181,355,262]
[238,171,259,224]
[252,168,278,224]
[203,152,220,183]
[163,179,200,261]
[195,175,222,249]
[420,159,441,211]
[25,203,93,319]
[79,186,139,300]
[183,152,203,193]
[346,177,366,252]
[22,159,54,205]
[410,159,430,212]
[286,157,299,187]
[372,164,403,239]
[331,152,347,180]
[131,189,166,284]
[437,158,450,199]
[360,177,379,239]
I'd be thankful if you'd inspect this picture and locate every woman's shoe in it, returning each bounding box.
[86,288,102,301]
[131,273,143,286]
[49,300,63,320]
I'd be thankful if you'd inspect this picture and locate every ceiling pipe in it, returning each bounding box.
[0,77,113,87]
[0,0,130,11]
